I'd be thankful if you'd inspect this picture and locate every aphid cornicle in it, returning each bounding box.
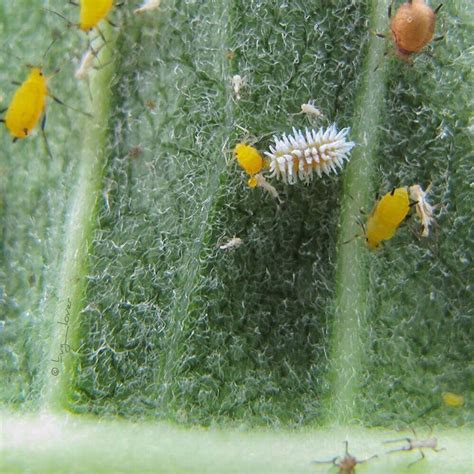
[1,67,48,141]
[365,187,410,250]
[387,0,443,62]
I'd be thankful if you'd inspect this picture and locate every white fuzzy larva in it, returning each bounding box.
[265,125,355,184]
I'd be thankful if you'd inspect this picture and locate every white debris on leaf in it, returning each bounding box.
[75,49,97,80]
[75,42,105,80]
[409,184,435,237]
[300,100,323,117]
[231,75,245,100]
[134,0,161,13]
[264,125,355,184]
[219,237,243,251]
[253,174,282,203]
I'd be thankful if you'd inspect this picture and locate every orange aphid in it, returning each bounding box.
[389,0,442,61]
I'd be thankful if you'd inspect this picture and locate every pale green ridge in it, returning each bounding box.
[327,0,390,424]
[42,27,116,410]
[1,414,473,474]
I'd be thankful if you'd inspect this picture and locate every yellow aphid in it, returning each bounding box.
[366,187,410,249]
[79,0,114,32]
[442,392,464,408]
[234,143,264,187]
[2,67,48,140]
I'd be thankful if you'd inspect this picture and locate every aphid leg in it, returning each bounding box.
[407,450,425,468]
[41,115,54,160]
[12,137,18,143]
[383,437,412,445]
[0,107,7,114]
[390,187,396,196]
[434,4,443,14]
[68,0,79,6]
[434,36,445,42]
[10,81,21,86]
[311,456,338,466]
[106,19,118,28]
[358,454,378,464]
[388,0,394,19]
[95,27,107,45]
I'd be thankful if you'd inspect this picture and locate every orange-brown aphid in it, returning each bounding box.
[387,0,443,61]
[312,441,377,474]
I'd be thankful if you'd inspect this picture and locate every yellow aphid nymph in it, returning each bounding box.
[2,67,48,140]
[366,187,410,250]
[234,143,264,188]
[79,0,114,32]
[442,392,464,408]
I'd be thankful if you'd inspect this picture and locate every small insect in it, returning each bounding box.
[264,125,354,184]
[378,0,443,62]
[134,0,161,14]
[218,237,243,251]
[0,66,58,156]
[46,1,115,36]
[231,74,245,100]
[299,100,323,118]
[78,0,115,32]
[75,42,107,80]
[409,184,435,237]
[312,441,377,474]
[365,187,410,249]
[234,143,264,188]
[1,65,91,158]
[384,428,445,466]
[234,142,281,201]
[442,392,464,408]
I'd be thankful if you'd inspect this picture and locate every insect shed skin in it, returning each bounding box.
[79,0,114,32]
[3,67,48,140]
[390,0,442,62]
[366,188,410,250]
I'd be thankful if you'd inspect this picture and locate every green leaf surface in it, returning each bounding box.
[0,0,472,471]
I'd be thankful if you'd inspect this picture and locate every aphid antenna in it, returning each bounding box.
[42,30,69,61]
[43,7,76,29]
[434,4,443,14]
[50,95,93,119]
